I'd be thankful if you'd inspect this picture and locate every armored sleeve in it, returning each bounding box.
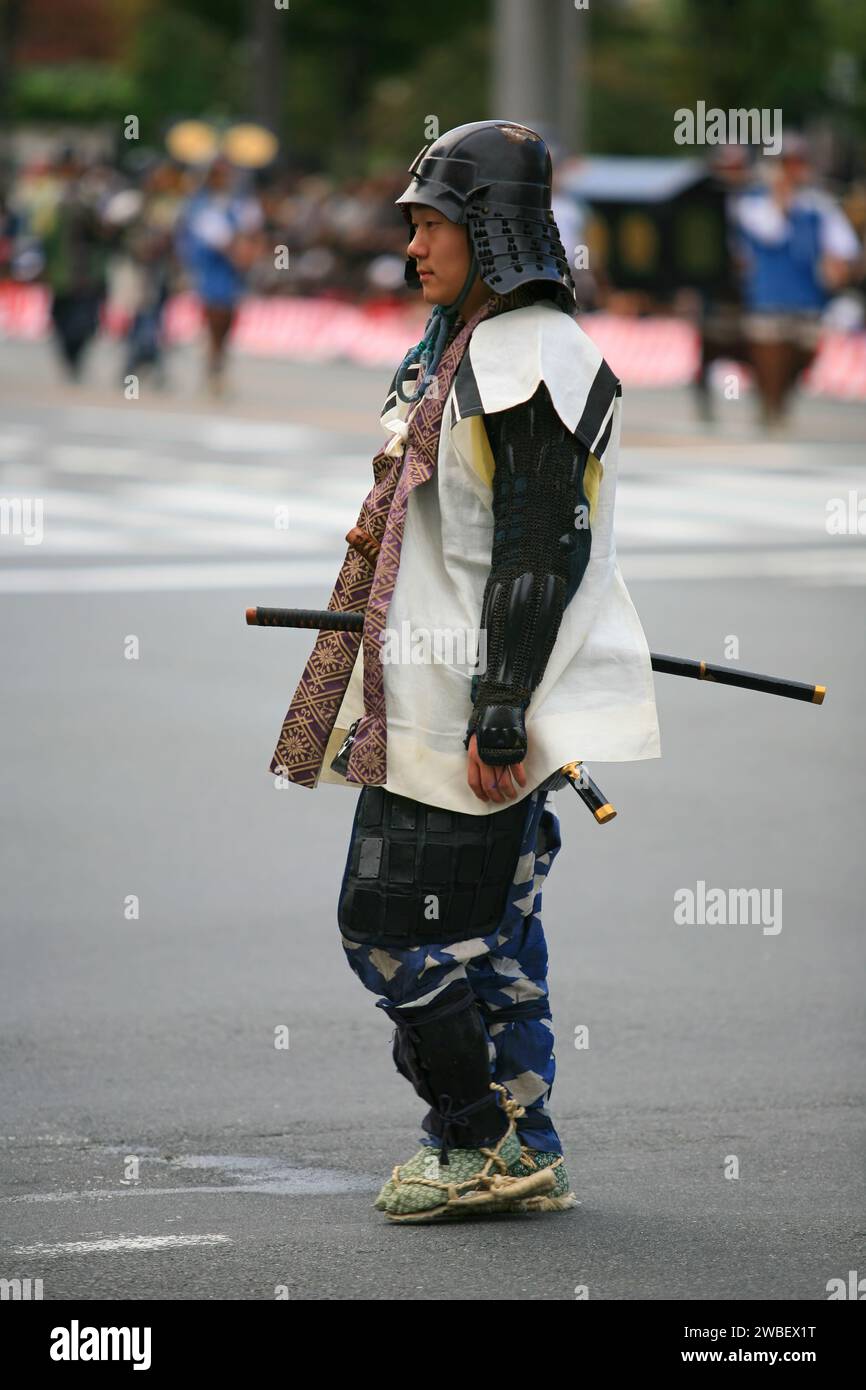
[463,380,594,766]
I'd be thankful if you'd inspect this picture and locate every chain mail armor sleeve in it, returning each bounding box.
[463,379,594,766]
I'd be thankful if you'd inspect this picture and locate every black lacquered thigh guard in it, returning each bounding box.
[337,786,530,948]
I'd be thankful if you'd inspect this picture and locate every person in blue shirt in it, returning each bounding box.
[733,134,861,425]
[175,157,264,394]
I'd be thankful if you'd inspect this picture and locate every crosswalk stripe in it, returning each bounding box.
[12,1234,232,1256]
[0,560,340,592]
[1,411,864,589]
[1,549,863,592]
[620,546,866,581]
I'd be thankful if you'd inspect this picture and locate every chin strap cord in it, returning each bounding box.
[394,250,480,404]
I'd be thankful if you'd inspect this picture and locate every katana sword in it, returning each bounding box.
[248,604,613,820]
[247,601,825,826]
[250,523,824,825]
[245,604,827,704]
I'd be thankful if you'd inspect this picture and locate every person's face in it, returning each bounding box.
[781,155,810,187]
[207,159,231,191]
[405,202,472,304]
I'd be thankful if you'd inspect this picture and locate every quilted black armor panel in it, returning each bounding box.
[337,786,532,947]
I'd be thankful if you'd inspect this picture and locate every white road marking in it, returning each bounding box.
[0,560,339,592]
[48,445,155,474]
[619,545,866,581]
[62,408,321,452]
[12,1233,232,1257]
[1,413,863,589]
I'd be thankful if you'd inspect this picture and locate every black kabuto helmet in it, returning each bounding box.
[394,119,576,310]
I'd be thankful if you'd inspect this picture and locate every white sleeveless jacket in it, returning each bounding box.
[319,299,661,814]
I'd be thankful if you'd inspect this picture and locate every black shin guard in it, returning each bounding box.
[381,979,509,1164]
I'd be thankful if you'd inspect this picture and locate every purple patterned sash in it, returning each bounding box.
[269,297,496,787]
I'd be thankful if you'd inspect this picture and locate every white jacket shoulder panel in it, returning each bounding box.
[450,300,620,461]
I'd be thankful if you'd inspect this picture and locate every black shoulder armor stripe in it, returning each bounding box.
[576,359,619,453]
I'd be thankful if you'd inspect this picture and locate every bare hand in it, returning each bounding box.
[467,732,527,804]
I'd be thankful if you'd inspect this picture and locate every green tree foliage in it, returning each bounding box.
[588,0,866,155]
[12,63,135,123]
[675,0,833,120]
[8,0,866,160]
[130,7,244,138]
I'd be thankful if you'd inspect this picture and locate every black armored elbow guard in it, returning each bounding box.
[464,381,593,767]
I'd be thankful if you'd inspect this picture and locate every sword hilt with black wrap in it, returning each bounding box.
[247,606,365,632]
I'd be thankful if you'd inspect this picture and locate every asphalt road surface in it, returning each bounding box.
[1,337,864,1301]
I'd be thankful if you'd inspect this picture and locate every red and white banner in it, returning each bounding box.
[2,281,865,397]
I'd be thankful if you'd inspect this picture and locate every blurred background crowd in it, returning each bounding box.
[1,0,866,422]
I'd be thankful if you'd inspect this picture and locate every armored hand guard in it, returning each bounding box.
[465,381,593,766]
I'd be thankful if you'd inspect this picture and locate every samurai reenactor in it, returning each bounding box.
[268,120,661,1222]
